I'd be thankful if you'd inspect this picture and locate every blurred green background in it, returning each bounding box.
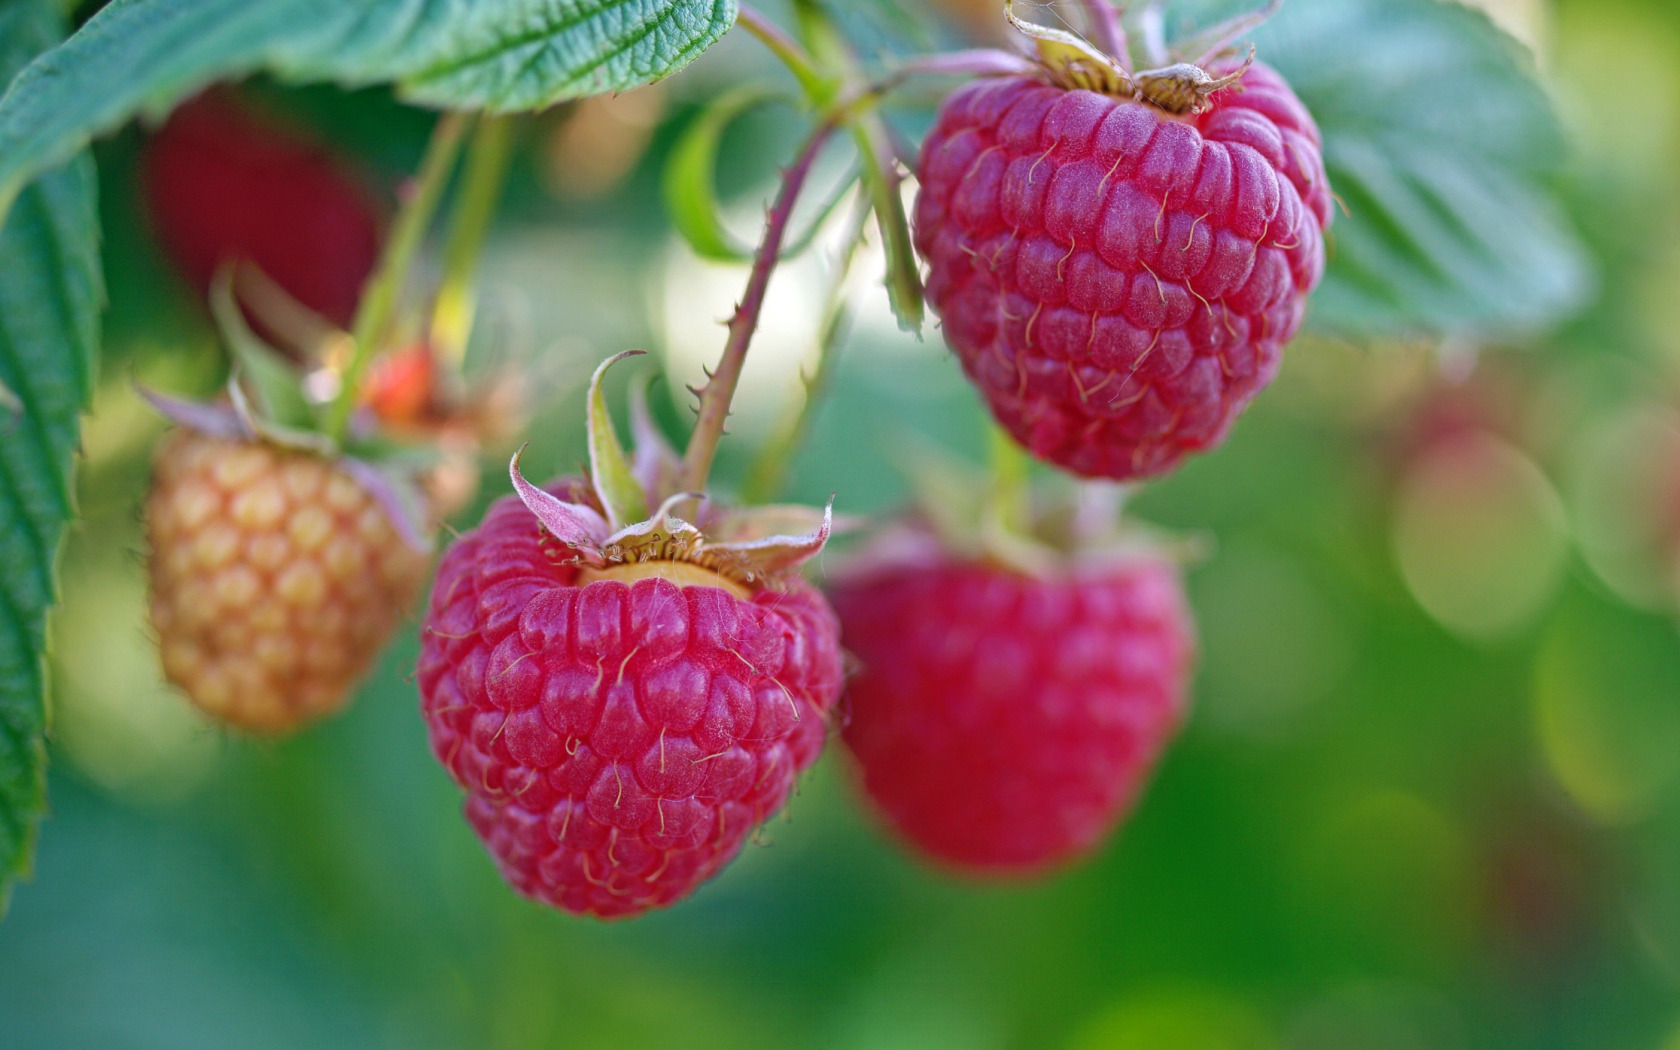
[6,0,1680,1046]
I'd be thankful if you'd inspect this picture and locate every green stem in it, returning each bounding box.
[326,111,469,444]
[988,423,1033,534]
[793,0,923,330]
[431,114,515,367]
[736,2,828,97]
[741,197,872,503]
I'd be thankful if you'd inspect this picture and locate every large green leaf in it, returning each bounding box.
[0,0,103,910]
[1180,0,1592,336]
[0,0,738,222]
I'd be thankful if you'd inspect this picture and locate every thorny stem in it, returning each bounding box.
[791,0,923,330]
[1075,0,1130,64]
[327,111,469,443]
[742,196,873,503]
[678,118,841,500]
[432,114,515,367]
[742,1,923,329]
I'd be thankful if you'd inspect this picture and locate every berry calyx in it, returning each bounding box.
[914,5,1331,480]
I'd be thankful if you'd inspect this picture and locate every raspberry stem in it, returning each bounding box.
[678,116,840,500]
[735,3,826,97]
[792,0,924,330]
[885,50,1038,81]
[326,111,469,444]
[432,113,515,367]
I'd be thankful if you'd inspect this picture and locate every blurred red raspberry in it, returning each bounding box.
[141,91,385,327]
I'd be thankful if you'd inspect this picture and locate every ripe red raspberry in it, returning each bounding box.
[914,63,1331,479]
[147,428,431,733]
[832,549,1194,873]
[141,92,384,327]
[416,484,845,918]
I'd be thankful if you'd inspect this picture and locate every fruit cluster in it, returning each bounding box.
[134,4,1320,919]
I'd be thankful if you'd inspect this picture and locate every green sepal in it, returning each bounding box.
[226,377,335,458]
[209,267,317,432]
[586,350,650,531]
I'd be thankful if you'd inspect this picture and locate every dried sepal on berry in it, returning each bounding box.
[863,435,1203,582]
[1004,0,1260,114]
[1004,0,1133,96]
[506,351,837,590]
[1131,49,1255,115]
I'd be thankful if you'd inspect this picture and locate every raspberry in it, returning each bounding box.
[416,484,845,918]
[914,63,1331,479]
[141,92,384,327]
[832,550,1194,873]
[146,428,430,733]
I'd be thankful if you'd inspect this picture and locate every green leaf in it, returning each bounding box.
[0,0,103,911]
[1178,0,1592,336]
[586,351,650,530]
[663,87,863,265]
[0,0,740,223]
[665,85,786,263]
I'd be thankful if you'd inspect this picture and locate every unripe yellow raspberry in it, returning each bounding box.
[146,429,431,733]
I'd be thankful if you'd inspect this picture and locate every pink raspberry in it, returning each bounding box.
[416,483,844,918]
[914,64,1331,479]
[832,551,1195,873]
